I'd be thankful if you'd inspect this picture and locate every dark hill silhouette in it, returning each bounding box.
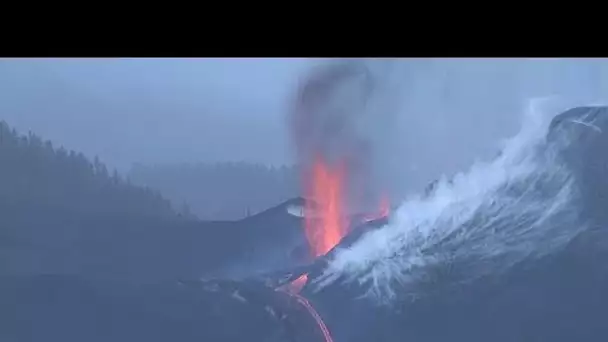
[1,196,311,282]
[0,120,179,219]
[0,120,311,282]
[0,274,328,342]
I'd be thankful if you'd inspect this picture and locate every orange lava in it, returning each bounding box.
[288,273,309,294]
[289,157,347,342]
[288,159,390,342]
[290,291,335,342]
[304,158,350,258]
[277,273,334,342]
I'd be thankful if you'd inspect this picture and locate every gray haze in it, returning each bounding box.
[1,58,607,198]
[0,58,314,171]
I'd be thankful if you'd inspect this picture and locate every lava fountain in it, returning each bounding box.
[290,60,383,258]
[302,157,390,259]
[304,157,350,258]
[283,59,394,342]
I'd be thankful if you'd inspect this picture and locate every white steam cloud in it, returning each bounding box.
[315,98,588,301]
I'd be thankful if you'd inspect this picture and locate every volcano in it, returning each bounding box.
[0,199,388,342]
[293,105,608,342]
[4,107,608,342]
[239,105,608,342]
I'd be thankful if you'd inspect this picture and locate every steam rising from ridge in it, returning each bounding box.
[287,59,608,301]
[315,99,588,301]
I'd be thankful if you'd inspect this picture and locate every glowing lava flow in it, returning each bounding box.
[288,273,309,294]
[277,158,346,342]
[290,291,334,342]
[278,158,390,342]
[278,273,334,342]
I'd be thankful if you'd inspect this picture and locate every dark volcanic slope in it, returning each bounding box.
[0,274,328,342]
[1,198,309,282]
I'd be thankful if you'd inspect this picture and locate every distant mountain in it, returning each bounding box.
[128,161,300,220]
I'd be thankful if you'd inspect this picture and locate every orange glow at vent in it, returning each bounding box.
[284,157,391,342]
[304,157,350,258]
[288,273,309,294]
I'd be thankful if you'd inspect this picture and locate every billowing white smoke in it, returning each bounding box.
[315,99,587,301]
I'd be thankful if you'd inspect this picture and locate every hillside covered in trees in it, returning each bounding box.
[0,120,180,219]
[0,119,306,281]
[129,162,300,220]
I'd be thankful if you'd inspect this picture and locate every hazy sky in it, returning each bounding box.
[1,58,607,194]
[0,58,315,170]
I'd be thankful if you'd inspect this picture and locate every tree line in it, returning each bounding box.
[0,120,182,220]
[0,118,301,222]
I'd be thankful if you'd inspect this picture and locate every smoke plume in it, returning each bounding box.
[289,59,402,214]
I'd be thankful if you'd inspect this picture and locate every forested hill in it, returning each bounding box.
[0,120,180,219]
[0,120,306,281]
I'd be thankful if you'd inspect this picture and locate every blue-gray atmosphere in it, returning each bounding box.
[1,58,608,342]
